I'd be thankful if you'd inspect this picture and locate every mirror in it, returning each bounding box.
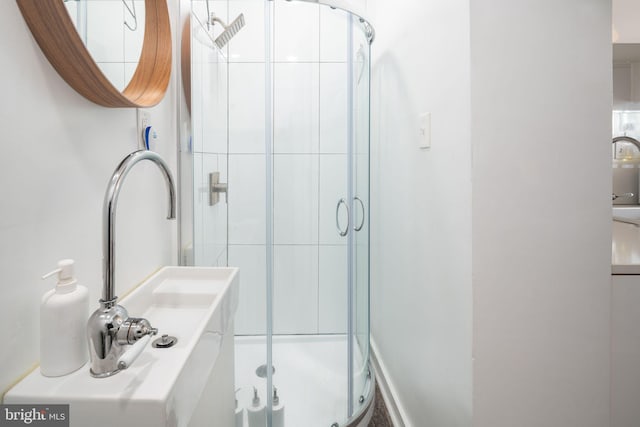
[63,0,145,92]
[16,0,171,108]
[612,44,640,205]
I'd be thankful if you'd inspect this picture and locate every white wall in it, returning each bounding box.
[471,1,611,426]
[613,0,640,42]
[0,2,178,395]
[369,0,611,426]
[368,0,473,425]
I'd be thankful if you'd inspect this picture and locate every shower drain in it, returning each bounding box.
[255,364,276,378]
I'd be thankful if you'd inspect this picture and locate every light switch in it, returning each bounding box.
[419,112,431,149]
[137,108,151,149]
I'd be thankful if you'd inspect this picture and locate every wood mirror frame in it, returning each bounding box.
[181,15,191,115]
[16,0,172,108]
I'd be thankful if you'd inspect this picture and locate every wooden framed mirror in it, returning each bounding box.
[16,0,171,108]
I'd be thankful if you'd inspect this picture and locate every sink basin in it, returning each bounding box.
[613,206,640,221]
[3,266,239,427]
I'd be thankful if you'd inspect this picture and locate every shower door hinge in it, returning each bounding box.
[209,172,228,206]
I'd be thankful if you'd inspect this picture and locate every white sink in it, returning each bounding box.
[3,266,239,427]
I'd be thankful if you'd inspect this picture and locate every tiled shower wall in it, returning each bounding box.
[191,0,351,336]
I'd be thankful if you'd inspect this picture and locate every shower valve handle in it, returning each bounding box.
[209,172,228,206]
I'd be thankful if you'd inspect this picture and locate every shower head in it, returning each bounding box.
[211,13,245,49]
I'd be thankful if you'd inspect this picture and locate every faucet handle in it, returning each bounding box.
[117,334,152,370]
[613,192,635,200]
[117,317,158,344]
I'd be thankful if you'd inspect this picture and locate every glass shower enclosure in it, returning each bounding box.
[180,1,374,425]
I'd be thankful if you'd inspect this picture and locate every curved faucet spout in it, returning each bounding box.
[102,150,176,302]
[613,135,640,152]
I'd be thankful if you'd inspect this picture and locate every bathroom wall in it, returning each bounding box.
[470,1,611,426]
[367,0,473,425]
[0,2,178,395]
[369,0,611,426]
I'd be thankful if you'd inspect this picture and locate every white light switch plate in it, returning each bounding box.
[419,112,431,149]
[137,108,151,149]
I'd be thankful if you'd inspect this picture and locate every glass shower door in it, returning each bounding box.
[183,1,374,425]
[268,1,353,424]
[350,19,371,414]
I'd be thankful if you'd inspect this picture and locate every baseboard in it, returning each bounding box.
[370,338,411,427]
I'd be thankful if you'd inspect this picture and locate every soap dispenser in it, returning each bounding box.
[246,387,266,427]
[235,396,245,427]
[272,387,285,427]
[40,259,89,377]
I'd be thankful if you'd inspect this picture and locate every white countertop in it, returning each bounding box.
[613,220,640,274]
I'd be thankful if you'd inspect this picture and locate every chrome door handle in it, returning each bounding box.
[354,196,365,231]
[336,198,350,237]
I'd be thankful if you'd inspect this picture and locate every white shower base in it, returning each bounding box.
[235,335,371,427]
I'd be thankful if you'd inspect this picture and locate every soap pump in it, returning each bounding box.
[246,386,266,427]
[272,386,285,427]
[40,259,89,377]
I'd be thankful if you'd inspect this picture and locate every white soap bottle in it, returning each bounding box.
[235,397,245,427]
[272,387,285,427]
[246,387,266,427]
[40,259,89,377]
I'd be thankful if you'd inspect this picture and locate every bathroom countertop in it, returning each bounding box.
[612,220,640,274]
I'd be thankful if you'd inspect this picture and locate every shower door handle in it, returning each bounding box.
[336,199,350,237]
[354,196,365,231]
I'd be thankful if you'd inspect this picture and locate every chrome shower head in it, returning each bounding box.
[212,13,245,49]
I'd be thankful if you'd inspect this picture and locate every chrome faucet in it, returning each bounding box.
[613,135,640,159]
[87,150,176,378]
